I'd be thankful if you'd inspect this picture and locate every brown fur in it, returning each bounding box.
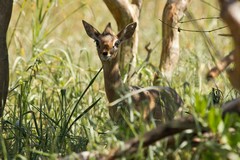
[82,20,183,124]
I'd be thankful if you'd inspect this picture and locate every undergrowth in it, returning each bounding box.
[0,0,239,159]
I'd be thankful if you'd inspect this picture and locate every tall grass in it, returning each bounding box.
[2,0,105,159]
[1,0,239,159]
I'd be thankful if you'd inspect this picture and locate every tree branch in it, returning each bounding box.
[107,116,196,159]
[217,0,240,91]
[222,98,240,118]
[207,49,235,80]
[59,116,197,160]
[60,101,240,160]
[103,0,132,29]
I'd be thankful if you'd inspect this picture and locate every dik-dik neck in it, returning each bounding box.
[102,58,124,103]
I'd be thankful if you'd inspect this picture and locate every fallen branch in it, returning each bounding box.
[60,100,240,160]
[59,116,197,160]
[222,98,240,118]
[107,116,196,159]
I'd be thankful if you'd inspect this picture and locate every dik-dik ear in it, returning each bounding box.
[117,22,137,42]
[82,20,100,40]
[103,22,114,35]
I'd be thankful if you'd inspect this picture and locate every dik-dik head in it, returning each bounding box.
[82,20,137,62]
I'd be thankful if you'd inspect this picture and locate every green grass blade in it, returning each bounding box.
[67,97,101,133]
[8,0,27,47]
[22,111,40,137]
[0,129,8,160]
[63,67,102,134]
[31,105,59,127]
[36,3,86,46]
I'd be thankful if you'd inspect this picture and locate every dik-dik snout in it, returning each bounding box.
[95,35,119,62]
[82,20,137,62]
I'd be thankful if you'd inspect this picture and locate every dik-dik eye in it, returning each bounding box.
[114,40,120,48]
[95,40,100,48]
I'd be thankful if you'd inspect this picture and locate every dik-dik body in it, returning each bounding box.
[82,20,183,124]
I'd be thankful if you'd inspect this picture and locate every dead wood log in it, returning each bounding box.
[0,0,13,117]
[222,98,240,118]
[159,0,191,81]
[103,0,142,79]
[59,116,196,160]
[107,116,196,159]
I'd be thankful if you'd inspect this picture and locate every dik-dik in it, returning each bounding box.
[82,20,183,124]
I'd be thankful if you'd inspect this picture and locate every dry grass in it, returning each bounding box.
[1,0,239,159]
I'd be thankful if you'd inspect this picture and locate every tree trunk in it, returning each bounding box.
[103,0,142,80]
[218,0,240,91]
[0,0,13,117]
[159,0,190,81]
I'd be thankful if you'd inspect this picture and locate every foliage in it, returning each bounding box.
[0,0,239,159]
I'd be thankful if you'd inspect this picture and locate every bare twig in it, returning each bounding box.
[207,50,235,80]
[128,41,160,80]
[218,33,232,37]
[186,11,222,67]
[144,42,152,62]
[200,0,220,11]
[159,19,227,33]
[179,16,221,23]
